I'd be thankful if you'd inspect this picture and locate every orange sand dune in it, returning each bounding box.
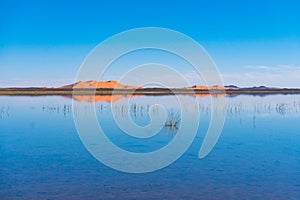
[60,80,141,89]
[208,85,227,90]
[190,85,209,90]
[60,80,238,91]
[189,85,239,90]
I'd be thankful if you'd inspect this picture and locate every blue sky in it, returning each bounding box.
[1,0,300,87]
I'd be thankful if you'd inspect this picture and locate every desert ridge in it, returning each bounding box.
[188,85,239,90]
[60,80,141,89]
[60,80,239,90]
[2,80,300,96]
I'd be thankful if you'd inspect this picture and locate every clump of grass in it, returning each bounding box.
[165,111,181,131]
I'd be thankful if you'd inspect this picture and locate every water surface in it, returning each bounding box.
[1,95,300,199]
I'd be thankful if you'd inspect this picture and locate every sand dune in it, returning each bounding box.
[189,85,239,90]
[60,80,140,89]
[60,80,239,90]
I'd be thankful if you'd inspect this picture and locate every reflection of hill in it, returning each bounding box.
[194,94,212,98]
[71,93,231,103]
[194,93,235,98]
[71,95,141,103]
[72,95,124,103]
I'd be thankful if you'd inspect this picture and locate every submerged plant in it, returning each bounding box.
[165,111,181,131]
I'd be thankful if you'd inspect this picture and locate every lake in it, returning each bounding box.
[1,94,300,199]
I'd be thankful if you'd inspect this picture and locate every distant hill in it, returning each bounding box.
[243,85,278,90]
[58,81,283,91]
[1,81,300,96]
[60,81,244,90]
[189,85,239,90]
[225,85,239,89]
[60,80,140,89]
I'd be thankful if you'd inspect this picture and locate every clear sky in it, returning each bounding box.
[1,0,300,87]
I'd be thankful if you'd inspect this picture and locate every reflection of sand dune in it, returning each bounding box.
[71,94,230,102]
[194,93,235,98]
[71,95,141,103]
[194,94,212,98]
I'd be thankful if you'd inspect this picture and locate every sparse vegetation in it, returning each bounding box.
[165,111,181,131]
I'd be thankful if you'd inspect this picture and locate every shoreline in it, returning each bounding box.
[1,88,300,96]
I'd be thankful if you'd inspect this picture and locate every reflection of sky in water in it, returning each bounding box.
[0,95,300,199]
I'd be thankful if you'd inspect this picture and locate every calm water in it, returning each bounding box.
[1,95,300,200]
